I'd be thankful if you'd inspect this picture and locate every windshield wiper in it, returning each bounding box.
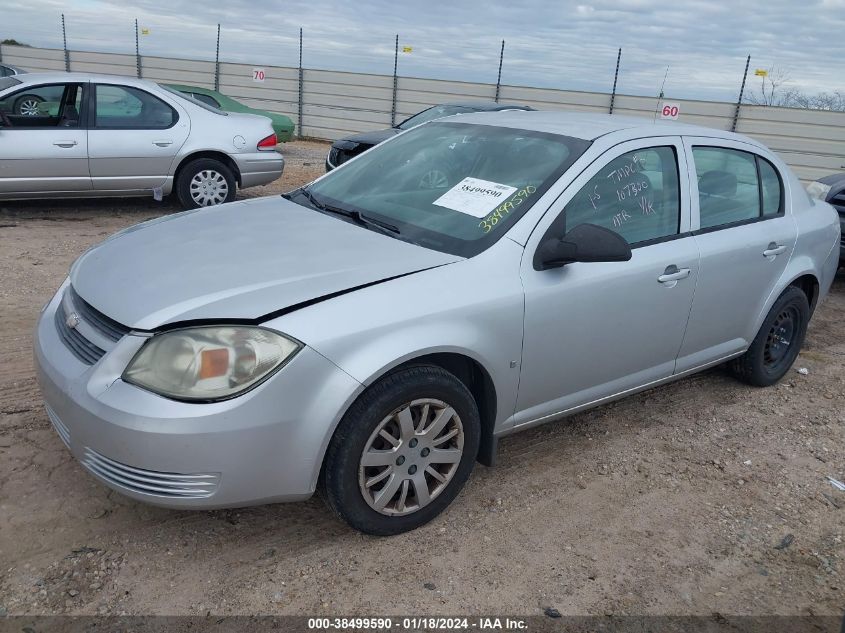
[296,187,401,235]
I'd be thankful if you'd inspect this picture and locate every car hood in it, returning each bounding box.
[70,197,461,330]
[333,127,400,149]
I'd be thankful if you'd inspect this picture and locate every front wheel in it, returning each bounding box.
[322,365,480,535]
[175,158,237,209]
[730,286,810,387]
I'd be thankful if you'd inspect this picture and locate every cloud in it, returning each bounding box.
[1,0,842,101]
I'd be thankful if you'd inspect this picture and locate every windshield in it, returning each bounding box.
[0,77,22,92]
[397,105,475,130]
[296,121,590,257]
[158,85,227,115]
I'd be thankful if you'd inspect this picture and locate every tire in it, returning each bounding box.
[730,286,810,387]
[323,365,481,535]
[175,158,237,209]
[15,94,44,116]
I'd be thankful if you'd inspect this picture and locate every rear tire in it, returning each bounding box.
[322,365,480,536]
[730,286,809,387]
[175,158,237,209]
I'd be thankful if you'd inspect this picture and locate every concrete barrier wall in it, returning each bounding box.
[2,44,843,182]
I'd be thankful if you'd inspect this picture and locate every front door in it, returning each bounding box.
[86,83,189,193]
[515,138,699,426]
[0,82,91,195]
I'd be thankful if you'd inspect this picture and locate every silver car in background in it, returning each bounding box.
[0,73,283,208]
[34,112,840,535]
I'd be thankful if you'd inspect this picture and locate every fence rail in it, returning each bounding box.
[2,44,844,182]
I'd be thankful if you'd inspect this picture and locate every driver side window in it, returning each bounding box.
[0,83,81,128]
[564,146,681,245]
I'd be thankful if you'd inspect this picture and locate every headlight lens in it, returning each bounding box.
[806,181,832,201]
[123,326,300,401]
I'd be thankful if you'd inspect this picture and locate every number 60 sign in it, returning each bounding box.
[660,102,680,120]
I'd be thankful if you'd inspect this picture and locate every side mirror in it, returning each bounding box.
[534,223,632,271]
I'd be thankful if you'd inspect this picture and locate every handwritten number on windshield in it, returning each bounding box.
[478,185,537,234]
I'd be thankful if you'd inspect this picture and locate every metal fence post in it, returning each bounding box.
[298,27,304,139]
[731,55,751,132]
[0,41,3,63]
[134,19,142,78]
[391,34,399,127]
[609,47,621,114]
[61,14,70,71]
[494,40,505,103]
[214,24,221,91]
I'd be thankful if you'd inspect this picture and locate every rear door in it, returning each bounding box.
[86,83,189,193]
[675,138,797,372]
[0,82,91,195]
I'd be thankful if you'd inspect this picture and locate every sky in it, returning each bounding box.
[1,0,843,102]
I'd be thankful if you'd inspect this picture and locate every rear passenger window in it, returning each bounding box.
[564,146,680,245]
[692,147,784,228]
[94,84,176,129]
[758,158,783,216]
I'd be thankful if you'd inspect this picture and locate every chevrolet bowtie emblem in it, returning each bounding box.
[66,312,80,329]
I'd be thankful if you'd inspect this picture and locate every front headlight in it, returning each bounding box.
[806,181,832,201]
[123,326,301,402]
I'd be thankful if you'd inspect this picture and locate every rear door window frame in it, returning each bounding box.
[88,83,179,131]
[684,138,786,234]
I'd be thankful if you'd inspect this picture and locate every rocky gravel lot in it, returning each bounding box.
[0,140,843,619]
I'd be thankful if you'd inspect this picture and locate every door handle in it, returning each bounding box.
[657,265,691,284]
[763,243,787,257]
[53,140,78,148]
[152,140,173,147]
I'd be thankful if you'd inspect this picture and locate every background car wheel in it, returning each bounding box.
[730,286,809,387]
[15,94,44,116]
[322,365,480,536]
[175,158,237,209]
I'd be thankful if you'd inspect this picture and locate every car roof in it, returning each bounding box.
[6,71,162,90]
[446,110,763,145]
[439,101,532,112]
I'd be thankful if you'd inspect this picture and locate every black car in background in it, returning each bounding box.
[325,101,534,171]
[810,173,845,265]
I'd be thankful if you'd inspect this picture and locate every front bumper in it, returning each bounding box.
[34,285,361,509]
[232,151,284,189]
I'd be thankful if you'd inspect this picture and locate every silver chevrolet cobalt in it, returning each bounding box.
[35,112,840,534]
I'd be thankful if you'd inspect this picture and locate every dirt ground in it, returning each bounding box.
[0,140,843,619]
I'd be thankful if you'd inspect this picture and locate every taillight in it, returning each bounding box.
[257,134,277,150]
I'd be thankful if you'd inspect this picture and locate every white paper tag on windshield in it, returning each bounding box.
[433,177,517,218]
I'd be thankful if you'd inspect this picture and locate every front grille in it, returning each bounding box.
[55,305,106,365]
[46,404,70,448]
[68,287,130,342]
[82,448,220,499]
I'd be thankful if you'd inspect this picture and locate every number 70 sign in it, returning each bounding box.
[252,68,266,82]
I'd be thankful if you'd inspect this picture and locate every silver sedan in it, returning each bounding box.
[34,112,840,534]
[0,73,283,208]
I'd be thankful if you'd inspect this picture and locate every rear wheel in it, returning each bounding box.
[175,158,237,209]
[15,94,44,116]
[322,365,480,535]
[730,286,809,387]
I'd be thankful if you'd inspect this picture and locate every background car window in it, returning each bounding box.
[564,146,680,245]
[0,83,78,127]
[191,93,220,108]
[94,85,176,129]
[693,147,760,229]
[397,105,474,130]
[758,157,783,216]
